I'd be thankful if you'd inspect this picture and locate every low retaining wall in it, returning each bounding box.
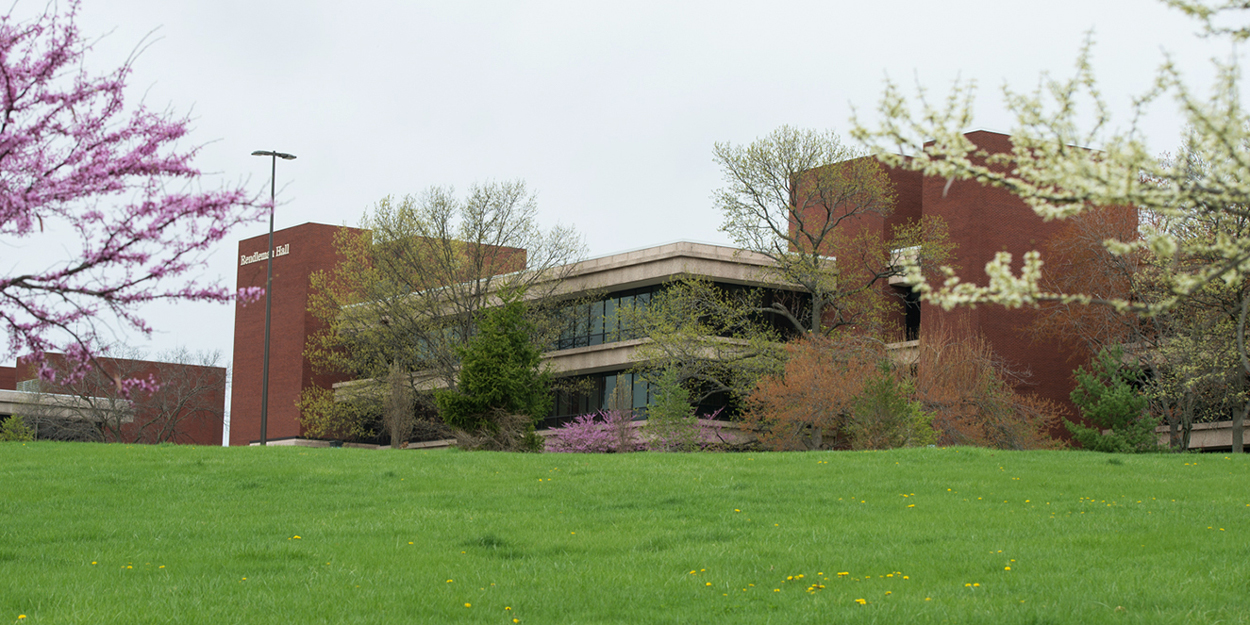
[1155,420,1249,452]
[249,437,456,449]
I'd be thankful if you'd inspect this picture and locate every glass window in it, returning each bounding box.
[632,374,648,412]
[602,374,618,411]
[603,298,617,340]
[617,294,634,338]
[589,300,605,346]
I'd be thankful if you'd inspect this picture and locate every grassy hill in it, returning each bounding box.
[1,443,1247,624]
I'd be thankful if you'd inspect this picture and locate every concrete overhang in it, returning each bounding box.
[0,389,132,423]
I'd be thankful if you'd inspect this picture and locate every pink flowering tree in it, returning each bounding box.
[0,3,262,385]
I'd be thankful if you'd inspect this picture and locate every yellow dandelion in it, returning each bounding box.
[464,603,471,608]
[903,576,909,580]
[1005,567,1011,571]
[706,582,711,586]
[973,583,980,587]
[447,579,453,583]
[505,607,511,610]
[855,598,866,605]
[885,591,892,595]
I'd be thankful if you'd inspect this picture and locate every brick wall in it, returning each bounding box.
[14,354,226,444]
[229,222,363,446]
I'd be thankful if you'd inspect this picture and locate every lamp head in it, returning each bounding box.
[251,150,297,160]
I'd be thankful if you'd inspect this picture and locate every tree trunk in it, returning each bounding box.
[1166,406,1180,451]
[810,294,823,334]
[1235,401,1247,454]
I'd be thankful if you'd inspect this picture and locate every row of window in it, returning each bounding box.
[545,371,652,428]
[551,283,811,352]
[552,286,658,351]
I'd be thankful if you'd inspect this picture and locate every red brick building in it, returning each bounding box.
[796,131,1098,422]
[9,353,225,444]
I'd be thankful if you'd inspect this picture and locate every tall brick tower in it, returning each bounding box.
[918,132,1082,418]
[793,131,1093,428]
[230,223,362,445]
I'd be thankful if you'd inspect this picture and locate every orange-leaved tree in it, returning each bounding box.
[742,333,932,450]
[914,320,1064,450]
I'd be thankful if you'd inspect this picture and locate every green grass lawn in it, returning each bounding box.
[1,443,1247,624]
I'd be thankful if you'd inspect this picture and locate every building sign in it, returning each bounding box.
[240,244,290,266]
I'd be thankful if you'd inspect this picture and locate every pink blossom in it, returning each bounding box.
[0,2,263,383]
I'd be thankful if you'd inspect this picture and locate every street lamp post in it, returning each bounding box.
[251,150,296,446]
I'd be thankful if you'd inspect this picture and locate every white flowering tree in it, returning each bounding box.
[851,1,1250,452]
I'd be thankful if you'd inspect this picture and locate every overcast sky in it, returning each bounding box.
[4,0,1237,374]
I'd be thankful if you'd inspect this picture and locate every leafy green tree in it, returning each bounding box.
[435,291,551,440]
[0,416,35,442]
[626,277,789,408]
[644,367,701,452]
[383,361,416,447]
[1067,348,1157,453]
[714,126,955,335]
[847,367,935,451]
[300,183,584,440]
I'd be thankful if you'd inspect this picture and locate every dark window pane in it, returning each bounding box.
[590,301,604,335]
[603,298,617,339]
[603,374,617,410]
[633,374,647,410]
